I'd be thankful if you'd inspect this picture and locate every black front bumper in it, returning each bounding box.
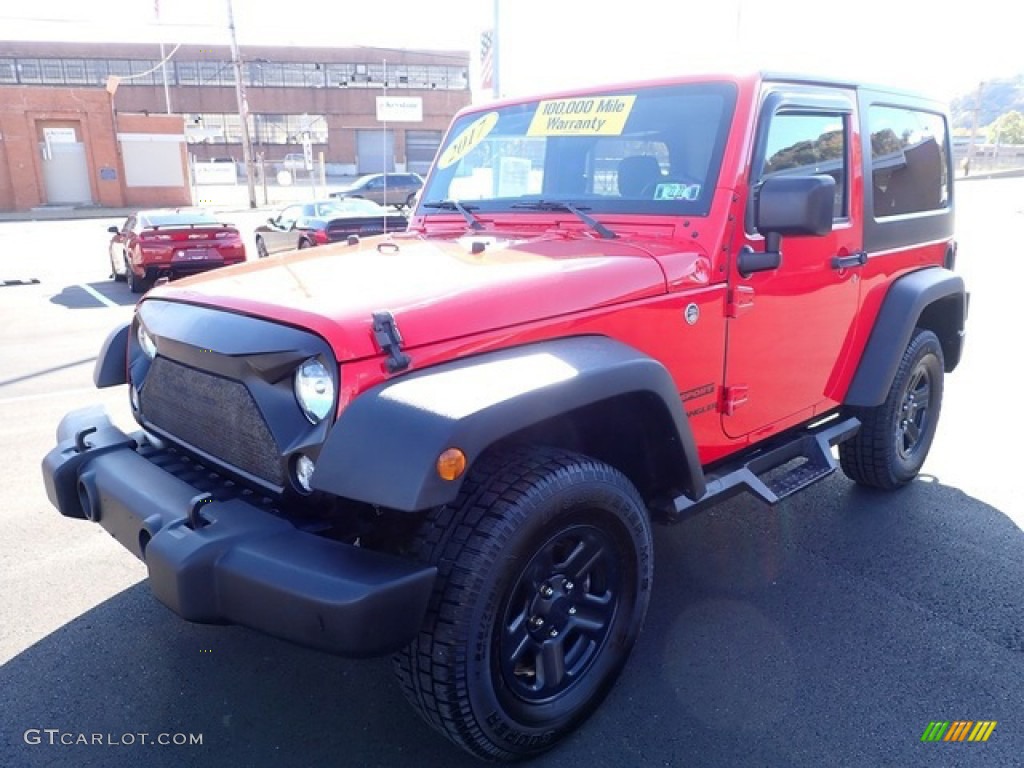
[41,407,436,657]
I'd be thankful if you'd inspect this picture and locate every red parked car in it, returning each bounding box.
[107,209,246,293]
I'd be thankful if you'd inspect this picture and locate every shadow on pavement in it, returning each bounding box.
[2,476,1021,767]
[50,282,138,310]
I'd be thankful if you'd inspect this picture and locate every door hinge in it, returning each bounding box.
[721,385,749,415]
[726,285,755,318]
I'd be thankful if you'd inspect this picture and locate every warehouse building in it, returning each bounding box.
[0,40,471,211]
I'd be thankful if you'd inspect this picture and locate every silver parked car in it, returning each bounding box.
[329,172,424,209]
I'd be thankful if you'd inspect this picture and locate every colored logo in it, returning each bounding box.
[921,721,997,742]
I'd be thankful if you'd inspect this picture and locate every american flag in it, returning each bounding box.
[480,29,494,92]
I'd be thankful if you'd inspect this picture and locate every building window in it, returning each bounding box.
[325,63,355,88]
[175,61,199,85]
[16,59,41,84]
[62,59,90,84]
[196,61,234,87]
[188,113,329,145]
[0,59,18,84]
[86,60,109,85]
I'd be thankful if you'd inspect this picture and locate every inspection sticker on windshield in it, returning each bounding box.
[527,95,636,136]
[437,112,499,169]
[653,182,701,201]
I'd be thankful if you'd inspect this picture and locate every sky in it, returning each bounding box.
[1,0,1021,104]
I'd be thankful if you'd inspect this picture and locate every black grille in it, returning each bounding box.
[140,357,284,485]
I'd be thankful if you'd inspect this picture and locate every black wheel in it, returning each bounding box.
[394,446,653,761]
[126,258,151,294]
[840,328,944,489]
[255,236,269,259]
[297,238,311,250]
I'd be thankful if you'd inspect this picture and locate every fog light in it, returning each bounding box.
[294,454,316,493]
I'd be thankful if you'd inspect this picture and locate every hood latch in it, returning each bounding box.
[372,311,411,374]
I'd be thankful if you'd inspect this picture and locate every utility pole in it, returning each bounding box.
[226,0,257,208]
[154,1,171,113]
[967,81,984,175]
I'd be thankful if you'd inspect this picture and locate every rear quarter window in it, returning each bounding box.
[869,106,949,219]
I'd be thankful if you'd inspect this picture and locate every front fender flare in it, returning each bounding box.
[93,321,130,388]
[311,336,703,511]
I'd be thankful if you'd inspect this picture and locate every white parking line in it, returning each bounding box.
[78,283,119,308]
[0,387,99,405]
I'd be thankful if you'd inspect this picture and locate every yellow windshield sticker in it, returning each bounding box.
[527,95,636,137]
[437,112,499,169]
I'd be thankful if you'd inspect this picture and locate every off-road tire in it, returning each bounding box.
[840,328,944,489]
[393,446,653,761]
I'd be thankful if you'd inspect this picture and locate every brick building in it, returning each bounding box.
[0,40,471,211]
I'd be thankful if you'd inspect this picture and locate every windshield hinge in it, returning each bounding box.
[371,311,411,373]
[721,385,749,415]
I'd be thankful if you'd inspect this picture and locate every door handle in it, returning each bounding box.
[831,251,867,269]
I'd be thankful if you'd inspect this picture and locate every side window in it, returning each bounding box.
[869,106,948,218]
[759,112,848,219]
[278,206,301,228]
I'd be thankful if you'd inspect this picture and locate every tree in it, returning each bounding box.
[986,111,1024,144]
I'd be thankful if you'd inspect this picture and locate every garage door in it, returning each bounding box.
[406,130,443,175]
[357,130,394,174]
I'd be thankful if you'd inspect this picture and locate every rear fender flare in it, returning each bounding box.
[845,268,966,407]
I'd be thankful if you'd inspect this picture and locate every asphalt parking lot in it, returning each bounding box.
[0,179,1021,767]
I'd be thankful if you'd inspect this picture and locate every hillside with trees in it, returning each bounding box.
[950,75,1024,141]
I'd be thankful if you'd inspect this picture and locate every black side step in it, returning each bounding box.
[668,416,860,521]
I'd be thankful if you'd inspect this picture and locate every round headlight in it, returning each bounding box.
[137,322,157,360]
[294,358,335,424]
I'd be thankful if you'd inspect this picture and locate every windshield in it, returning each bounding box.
[317,198,385,216]
[422,82,737,218]
[142,211,222,228]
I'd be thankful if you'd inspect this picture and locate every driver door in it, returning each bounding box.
[265,205,301,253]
[722,91,864,438]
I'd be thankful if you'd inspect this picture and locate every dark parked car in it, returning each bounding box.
[107,209,246,294]
[329,172,424,209]
[254,198,408,258]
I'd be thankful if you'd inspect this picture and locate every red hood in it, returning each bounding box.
[146,231,699,361]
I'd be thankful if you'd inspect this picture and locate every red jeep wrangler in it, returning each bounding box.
[43,72,966,760]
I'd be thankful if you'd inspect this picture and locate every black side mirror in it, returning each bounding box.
[739,175,835,277]
[107,226,120,234]
[267,217,277,226]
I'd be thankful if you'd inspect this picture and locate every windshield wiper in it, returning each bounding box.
[421,199,483,231]
[510,200,617,240]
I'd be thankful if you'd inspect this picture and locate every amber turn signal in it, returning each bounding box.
[436,448,467,481]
